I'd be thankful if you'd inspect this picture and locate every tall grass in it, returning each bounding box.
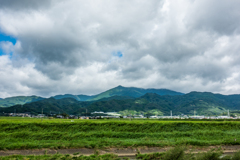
[137,148,240,160]
[1,118,240,150]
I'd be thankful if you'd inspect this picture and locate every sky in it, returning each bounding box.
[0,0,240,98]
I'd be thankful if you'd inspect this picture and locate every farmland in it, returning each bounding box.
[1,117,240,151]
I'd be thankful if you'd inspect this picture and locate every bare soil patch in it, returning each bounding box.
[1,145,240,157]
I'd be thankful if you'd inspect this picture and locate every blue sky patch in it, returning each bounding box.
[0,32,17,45]
[0,48,4,56]
[112,51,123,58]
[0,32,17,56]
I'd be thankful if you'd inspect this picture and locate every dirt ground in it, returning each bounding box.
[1,145,240,157]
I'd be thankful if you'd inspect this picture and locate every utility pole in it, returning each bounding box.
[170,110,172,119]
[228,110,230,117]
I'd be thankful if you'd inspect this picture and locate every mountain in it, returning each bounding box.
[96,95,135,101]
[148,92,240,115]
[0,96,45,108]
[2,87,240,116]
[0,85,182,109]
[0,95,161,115]
[0,98,90,115]
[3,91,240,116]
[155,92,227,115]
[85,92,240,115]
[50,86,183,101]
[79,93,173,115]
[52,94,92,101]
[87,85,184,101]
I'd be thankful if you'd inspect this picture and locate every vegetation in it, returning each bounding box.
[119,109,163,117]
[2,91,240,116]
[0,86,183,108]
[50,85,183,101]
[88,85,183,101]
[1,118,240,150]
[0,96,44,108]
[136,147,240,160]
[0,98,91,115]
[2,86,240,116]
[52,94,92,101]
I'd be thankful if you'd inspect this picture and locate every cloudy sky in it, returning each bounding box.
[0,0,240,98]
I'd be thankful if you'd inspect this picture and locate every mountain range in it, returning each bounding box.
[1,86,240,116]
[0,86,183,107]
[0,96,44,108]
[51,85,183,101]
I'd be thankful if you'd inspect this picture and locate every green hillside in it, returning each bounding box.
[52,94,92,101]
[0,98,90,115]
[95,95,135,101]
[0,96,45,108]
[50,86,183,101]
[88,85,183,101]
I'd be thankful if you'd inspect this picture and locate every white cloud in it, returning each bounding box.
[0,41,14,54]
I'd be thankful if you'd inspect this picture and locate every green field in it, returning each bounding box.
[1,117,240,150]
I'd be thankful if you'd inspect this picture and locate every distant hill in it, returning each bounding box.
[87,85,184,101]
[51,86,183,101]
[2,92,240,116]
[0,96,45,108]
[2,86,240,116]
[0,98,91,115]
[0,86,182,109]
[80,93,173,115]
[86,92,240,115]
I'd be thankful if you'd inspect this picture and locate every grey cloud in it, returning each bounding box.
[103,55,159,81]
[185,0,240,35]
[120,66,152,80]
[0,0,164,80]
[0,0,52,11]
[160,58,229,82]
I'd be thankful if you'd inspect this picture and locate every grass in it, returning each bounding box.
[136,147,240,160]
[1,117,240,150]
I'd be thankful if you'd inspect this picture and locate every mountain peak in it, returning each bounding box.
[116,85,124,88]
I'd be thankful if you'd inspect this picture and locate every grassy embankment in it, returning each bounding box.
[1,117,240,150]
